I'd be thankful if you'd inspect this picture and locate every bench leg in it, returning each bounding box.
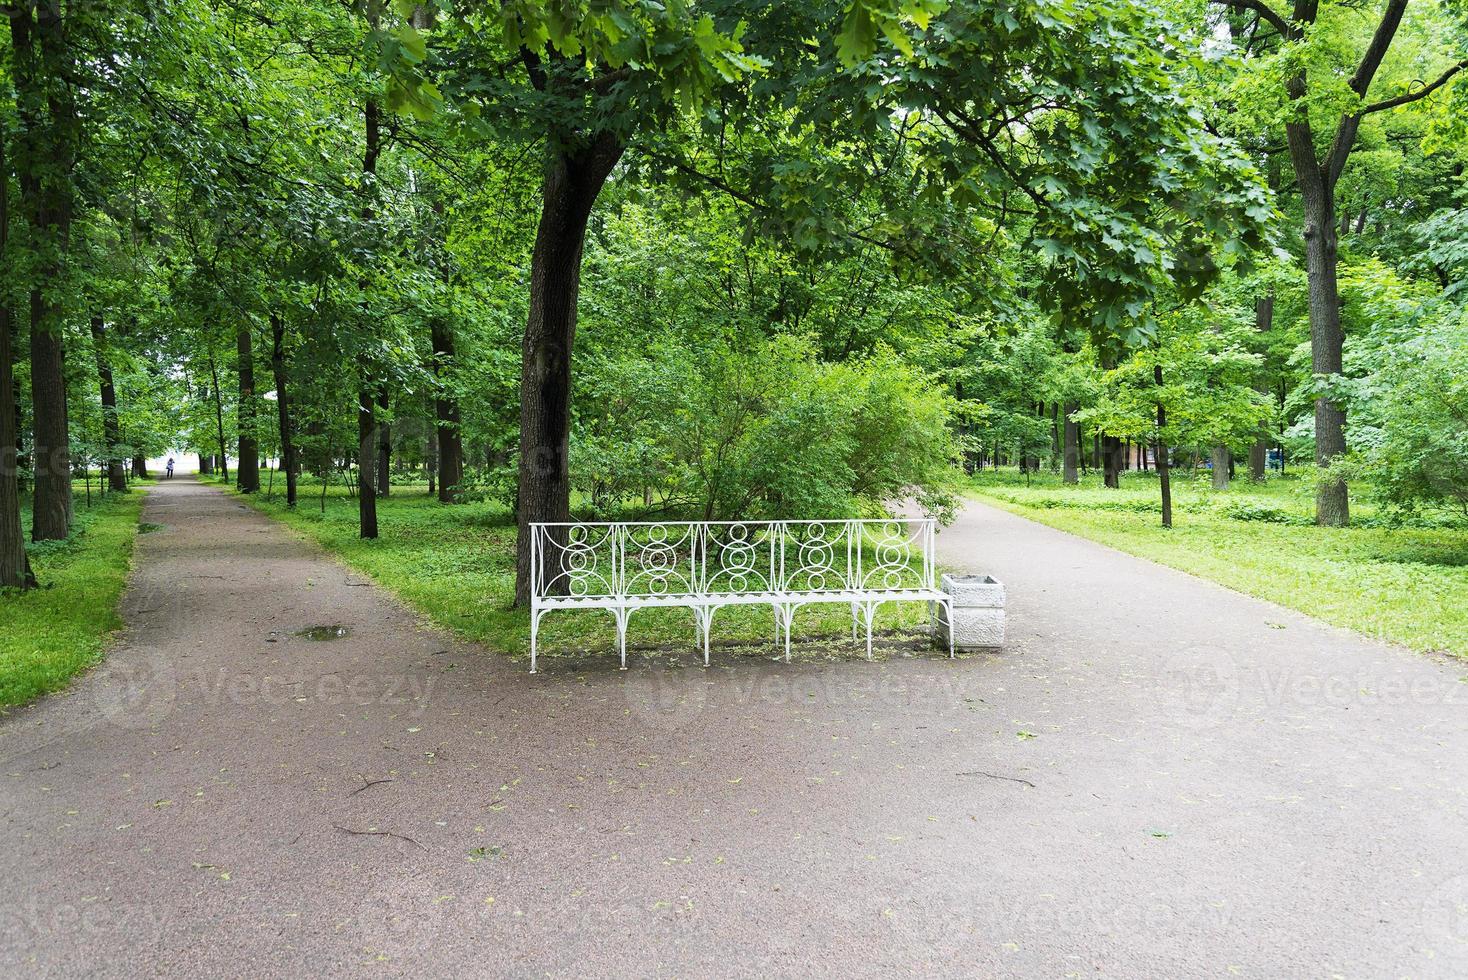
[861,601,877,661]
[696,607,713,667]
[615,609,629,670]
[529,610,541,674]
[936,598,956,658]
[777,604,795,663]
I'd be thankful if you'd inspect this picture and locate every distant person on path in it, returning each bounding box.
[166,457,175,479]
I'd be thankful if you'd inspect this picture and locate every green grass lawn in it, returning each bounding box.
[969,468,1468,659]
[228,476,929,668]
[1,483,149,706]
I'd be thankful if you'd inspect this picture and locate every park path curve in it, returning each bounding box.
[1,475,1466,978]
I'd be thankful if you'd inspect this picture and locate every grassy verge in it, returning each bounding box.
[1,484,150,706]
[969,469,1468,659]
[227,477,929,667]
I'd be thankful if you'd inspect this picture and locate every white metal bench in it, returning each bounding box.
[528,518,954,672]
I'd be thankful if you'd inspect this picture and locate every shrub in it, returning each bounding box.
[1220,500,1312,526]
[571,336,961,521]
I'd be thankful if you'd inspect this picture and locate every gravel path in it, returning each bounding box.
[2,476,1465,978]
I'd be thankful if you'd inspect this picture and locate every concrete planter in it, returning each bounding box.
[936,573,1005,649]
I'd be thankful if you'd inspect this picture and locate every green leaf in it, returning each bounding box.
[837,1,877,67]
[395,24,427,63]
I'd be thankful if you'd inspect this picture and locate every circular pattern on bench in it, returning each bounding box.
[710,523,764,593]
[865,521,917,590]
[792,522,842,592]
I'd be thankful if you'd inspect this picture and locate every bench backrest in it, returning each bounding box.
[529,519,936,604]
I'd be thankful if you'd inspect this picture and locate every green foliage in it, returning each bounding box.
[1074,306,1268,453]
[1,487,146,706]
[850,0,1271,342]
[1356,312,1468,515]
[575,336,959,521]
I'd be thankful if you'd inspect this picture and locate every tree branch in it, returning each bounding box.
[1360,60,1468,114]
[1348,0,1407,99]
[1324,114,1361,186]
[1210,0,1294,39]
[520,46,548,92]
[589,67,630,95]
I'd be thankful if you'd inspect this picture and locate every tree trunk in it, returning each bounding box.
[304,419,327,477]
[514,134,626,606]
[208,350,229,484]
[1102,435,1123,488]
[1211,445,1230,490]
[0,305,33,587]
[0,136,36,587]
[1049,402,1060,472]
[357,385,378,539]
[198,454,213,475]
[1155,365,1171,529]
[426,425,437,497]
[1249,295,1273,481]
[131,455,148,479]
[89,315,128,492]
[431,318,463,503]
[28,290,70,540]
[10,385,23,494]
[1300,181,1348,524]
[1062,402,1079,485]
[236,324,260,492]
[11,2,76,543]
[1248,434,1268,480]
[269,312,297,507]
[356,91,381,538]
[375,391,390,497]
[1284,20,1362,528]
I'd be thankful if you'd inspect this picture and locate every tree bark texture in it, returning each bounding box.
[431,317,463,503]
[270,312,297,507]
[208,350,229,484]
[376,391,390,497]
[357,93,381,538]
[1155,365,1172,529]
[1249,293,1273,481]
[89,316,127,492]
[357,384,378,539]
[0,136,36,587]
[236,324,259,492]
[1292,156,1349,525]
[1102,435,1123,489]
[1211,444,1230,490]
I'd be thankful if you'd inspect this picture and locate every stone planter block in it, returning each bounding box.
[937,573,1005,649]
